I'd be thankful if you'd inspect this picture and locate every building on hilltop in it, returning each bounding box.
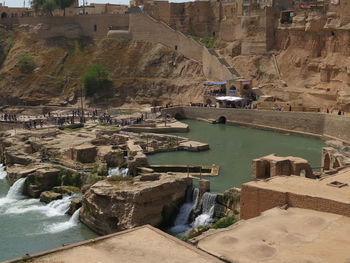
[76,3,128,15]
[0,3,31,18]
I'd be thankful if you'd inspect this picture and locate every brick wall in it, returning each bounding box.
[240,185,287,219]
[241,184,350,220]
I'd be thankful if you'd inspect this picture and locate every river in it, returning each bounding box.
[0,165,97,262]
[148,120,325,192]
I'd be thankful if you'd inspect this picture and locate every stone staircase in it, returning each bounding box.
[208,49,241,79]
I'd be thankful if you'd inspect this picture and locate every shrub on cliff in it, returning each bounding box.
[81,64,113,97]
[16,54,35,74]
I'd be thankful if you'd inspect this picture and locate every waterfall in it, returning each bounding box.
[5,195,73,217]
[0,177,26,207]
[192,188,199,211]
[6,178,26,200]
[69,208,81,224]
[108,167,129,177]
[46,196,72,216]
[192,192,217,228]
[202,192,217,214]
[0,164,6,180]
[168,187,198,235]
[45,208,81,233]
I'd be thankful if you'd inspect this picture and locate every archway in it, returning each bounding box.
[229,86,236,95]
[217,116,226,124]
[1,12,8,19]
[174,112,184,120]
[299,169,306,177]
[333,158,340,169]
[323,153,330,171]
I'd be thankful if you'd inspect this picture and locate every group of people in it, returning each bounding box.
[23,119,44,129]
[1,112,18,122]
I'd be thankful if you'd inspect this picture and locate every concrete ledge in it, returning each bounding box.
[2,225,223,263]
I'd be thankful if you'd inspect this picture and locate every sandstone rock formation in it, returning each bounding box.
[80,174,192,235]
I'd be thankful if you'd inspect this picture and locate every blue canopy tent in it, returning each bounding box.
[203,82,227,86]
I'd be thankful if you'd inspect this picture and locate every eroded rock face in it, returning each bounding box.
[40,191,63,203]
[24,167,61,198]
[80,174,192,235]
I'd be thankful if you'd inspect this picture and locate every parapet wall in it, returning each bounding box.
[164,107,350,143]
[240,184,350,220]
[1,14,130,38]
[164,107,326,137]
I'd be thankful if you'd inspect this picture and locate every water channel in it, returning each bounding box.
[148,120,325,193]
[0,119,325,260]
[0,165,97,262]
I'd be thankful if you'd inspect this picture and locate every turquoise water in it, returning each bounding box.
[148,120,325,192]
[0,173,97,261]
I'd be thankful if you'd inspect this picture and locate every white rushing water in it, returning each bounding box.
[192,192,217,228]
[5,195,73,217]
[108,167,129,177]
[168,187,197,234]
[0,177,26,206]
[0,164,6,180]
[46,208,81,233]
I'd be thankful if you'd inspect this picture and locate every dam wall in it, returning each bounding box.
[163,107,350,144]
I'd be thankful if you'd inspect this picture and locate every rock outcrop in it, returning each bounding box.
[80,174,192,235]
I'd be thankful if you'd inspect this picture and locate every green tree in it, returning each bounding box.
[55,0,76,16]
[17,54,35,74]
[81,64,113,97]
[31,0,75,16]
[31,0,57,16]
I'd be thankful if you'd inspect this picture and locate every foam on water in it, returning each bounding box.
[108,167,129,177]
[5,196,73,217]
[45,208,81,233]
[168,187,197,235]
[192,193,217,228]
[0,177,26,206]
[192,206,215,228]
[0,164,6,180]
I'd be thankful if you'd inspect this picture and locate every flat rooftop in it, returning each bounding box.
[244,167,350,204]
[197,207,350,263]
[3,225,222,263]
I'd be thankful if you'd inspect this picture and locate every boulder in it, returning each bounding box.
[4,150,36,166]
[103,150,125,168]
[70,144,97,163]
[80,174,192,235]
[40,191,63,203]
[67,198,82,215]
[24,167,60,198]
[52,186,80,195]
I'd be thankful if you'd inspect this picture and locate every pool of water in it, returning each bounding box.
[0,167,97,262]
[148,120,325,192]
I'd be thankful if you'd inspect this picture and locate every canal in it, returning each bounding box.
[148,120,325,192]
[0,165,97,262]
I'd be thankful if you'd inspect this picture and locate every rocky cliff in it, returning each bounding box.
[0,25,205,106]
[80,174,192,235]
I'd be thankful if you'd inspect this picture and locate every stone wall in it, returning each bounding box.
[324,115,350,143]
[240,185,286,219]
[164,107,326,137]
[164,107,350,144]
[129,14,204,62]
[0,14,130,38]
[240,184,350,220]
